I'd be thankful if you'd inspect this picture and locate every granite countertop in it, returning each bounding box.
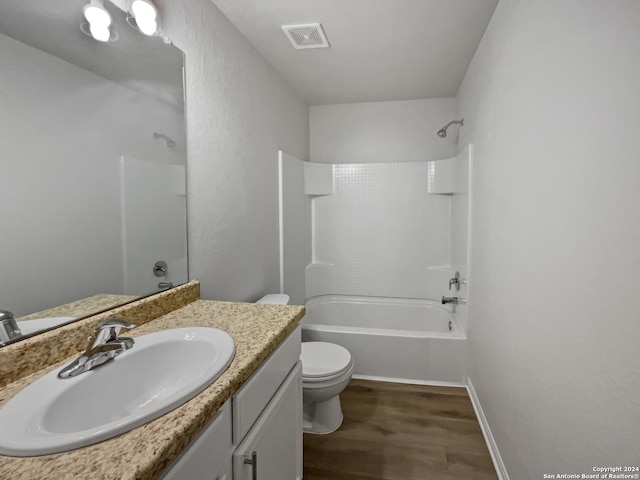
[0,300,305,480]
[18,294,138,321]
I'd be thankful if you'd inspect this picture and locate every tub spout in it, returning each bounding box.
[441,296,458,305]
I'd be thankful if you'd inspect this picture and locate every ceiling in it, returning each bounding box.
[211,0,499,105]
[0,0,184,107]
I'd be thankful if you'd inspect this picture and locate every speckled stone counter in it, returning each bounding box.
[0,298,305,480]
[0,283,200,388]
[18,294,138,322]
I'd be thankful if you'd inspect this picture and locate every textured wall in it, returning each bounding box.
[457,0,640,477]
[310,98,458,163]
[156,0,309,301]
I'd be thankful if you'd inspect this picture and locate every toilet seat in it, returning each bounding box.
[301,342,353,382]
[302,359,354,384]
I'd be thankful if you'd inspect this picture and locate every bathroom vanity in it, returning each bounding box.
[0,282,305,480]
[162,328,302,480]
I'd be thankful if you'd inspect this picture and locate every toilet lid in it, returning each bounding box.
[301,342,352,378]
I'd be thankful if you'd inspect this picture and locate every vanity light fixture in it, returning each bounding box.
[129,0,159,36]
[82,0,113,42]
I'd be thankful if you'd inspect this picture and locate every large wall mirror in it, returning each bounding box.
[0,0,188,346]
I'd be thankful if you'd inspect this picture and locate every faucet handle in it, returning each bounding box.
[95,318,135,331]
[0,310,22,342]
[448,271,461,291]
[94,318,135,344]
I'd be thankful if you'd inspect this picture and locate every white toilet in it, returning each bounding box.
[256,294,354,435]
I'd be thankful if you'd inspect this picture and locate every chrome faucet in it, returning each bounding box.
[58,318,135,379]
[442,296,459,305]
[448,271,460,291]
[0,310,22,343]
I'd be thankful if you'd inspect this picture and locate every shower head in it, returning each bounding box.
[153,132,176,148]
[437,119,464,138]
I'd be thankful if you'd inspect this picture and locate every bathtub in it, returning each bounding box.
[302,295,467,384]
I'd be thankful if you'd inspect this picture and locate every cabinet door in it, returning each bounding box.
[234,362,302,480]
[233,327,301,444]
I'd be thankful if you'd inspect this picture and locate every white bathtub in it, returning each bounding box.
[302,295,467,384]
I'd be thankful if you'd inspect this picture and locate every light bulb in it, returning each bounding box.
[89,24,111,42]
[84,0,111,27]
[136,17,158,36]
[131,0,157,21]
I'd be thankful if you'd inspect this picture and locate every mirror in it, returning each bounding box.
[0,0,188,346]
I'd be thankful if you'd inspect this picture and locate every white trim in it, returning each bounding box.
[465,144,474,332]
[277,151,285,294]
[352,374,466,388]
[466,377,509,480]
[119,155,129,293]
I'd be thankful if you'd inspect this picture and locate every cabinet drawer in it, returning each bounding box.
[233,326,301,443]
[160,401,233,480]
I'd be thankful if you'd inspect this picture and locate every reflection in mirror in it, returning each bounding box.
[0,0,188,346]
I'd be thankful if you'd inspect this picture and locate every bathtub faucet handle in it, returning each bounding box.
[448,271,460,291]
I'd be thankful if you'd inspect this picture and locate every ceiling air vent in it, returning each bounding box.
[281,23,330,49]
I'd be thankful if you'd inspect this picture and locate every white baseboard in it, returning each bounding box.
[466,377,510,480]
[351,373,466,388]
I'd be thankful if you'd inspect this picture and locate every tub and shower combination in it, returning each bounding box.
[279,152,472,385]
[301,295,466,384]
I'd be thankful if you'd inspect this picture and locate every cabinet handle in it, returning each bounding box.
[243,451,257,480]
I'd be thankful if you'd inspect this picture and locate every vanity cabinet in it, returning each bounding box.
[234,363,302,480]
[161,327,302,480]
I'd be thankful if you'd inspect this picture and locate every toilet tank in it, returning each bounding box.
[256,294,290,305]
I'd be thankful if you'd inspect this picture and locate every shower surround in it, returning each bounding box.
[280,147,471,384]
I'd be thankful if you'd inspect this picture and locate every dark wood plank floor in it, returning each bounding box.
[303,379,498,480]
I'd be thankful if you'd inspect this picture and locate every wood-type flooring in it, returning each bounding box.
[303,379,498,480]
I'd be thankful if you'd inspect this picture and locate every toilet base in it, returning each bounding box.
[303,396,344,434]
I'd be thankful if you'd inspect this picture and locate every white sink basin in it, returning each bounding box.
[18,316,77,336]
[0,327,235,457]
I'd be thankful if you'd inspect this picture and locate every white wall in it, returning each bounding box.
[310,98,458,164]
[1,32,184,317]
[156,0,309,302]
[457,0,640,478]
